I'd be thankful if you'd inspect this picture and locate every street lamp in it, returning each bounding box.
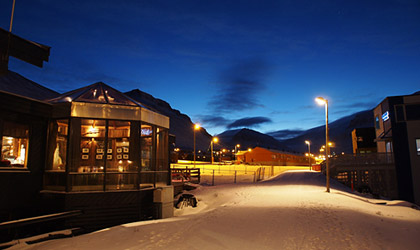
[193,124,200,168]
[305,140,311,170]
[211,137,218,164]
[234,144,240,162]
[315,96,330,193]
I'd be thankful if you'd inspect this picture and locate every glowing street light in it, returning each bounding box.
[315,96,330,193]
[211,137,218,164]
[193,124,200,168]
[305,140,311,170]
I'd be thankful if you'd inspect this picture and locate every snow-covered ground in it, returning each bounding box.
[11,171,420,250]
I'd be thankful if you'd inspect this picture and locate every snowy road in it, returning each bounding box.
[13,171,420,250]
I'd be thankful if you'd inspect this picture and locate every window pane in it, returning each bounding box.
[141,124,153,171]
[78,119,106,173]
[416,139,420,156]
[156,128,168,171]
[47,119,68,171]
[45,119,68,191]
[375,116,380,129]
[1,121,29,168]
[106,121,137,190]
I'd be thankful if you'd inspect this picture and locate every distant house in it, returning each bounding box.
[373,93,420,205]
[351,127,377,154]
[236,147,308,166]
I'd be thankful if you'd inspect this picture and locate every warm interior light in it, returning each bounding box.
[87,125,99,135]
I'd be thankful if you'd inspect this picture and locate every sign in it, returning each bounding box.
[141,128,153,136]
[382,111,389,122]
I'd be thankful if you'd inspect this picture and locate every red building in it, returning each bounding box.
[236,147,308,166]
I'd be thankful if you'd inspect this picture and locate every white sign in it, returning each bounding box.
[382,111,389,121]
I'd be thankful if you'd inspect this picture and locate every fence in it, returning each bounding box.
[326,153,398,198]
[172,164,311,186]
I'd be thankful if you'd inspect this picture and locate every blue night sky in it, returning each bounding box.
[1,0,420,136]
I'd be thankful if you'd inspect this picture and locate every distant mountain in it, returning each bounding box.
[0,70,383,155]
[216,128,292,152]
[0,71,59,100]
[125,89,212,151]
[276,110,374,154]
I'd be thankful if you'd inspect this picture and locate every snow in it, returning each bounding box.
[10,170,420,250]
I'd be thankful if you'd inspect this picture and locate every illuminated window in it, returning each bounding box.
[47,119,68,171]
[141,124,153,171]
[1,121,29,168]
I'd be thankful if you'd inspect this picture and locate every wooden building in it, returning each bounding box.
[0,82,173,242]
[236,147,308,166]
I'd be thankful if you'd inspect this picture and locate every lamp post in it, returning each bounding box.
[211,137,218,164]
[193,124,200,168]
[315,97,330,193]
[234,144,240,162]
[305,140,311,170]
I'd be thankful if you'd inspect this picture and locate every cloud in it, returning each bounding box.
[227,117,272,129]
[208,58,271,113]
[197,115,231,127]
[267,129,305,140]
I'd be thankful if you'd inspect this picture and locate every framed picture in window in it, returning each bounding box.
[107,149,112,154]
[107,155,112,160]
[82,148,89,153]
[123,147,129,153]
[96,149,104,154]
[123,154,129,159]
[96,154,103,160]
[117,148,122,153]
[82,155,89,160]
[117,154,122,159]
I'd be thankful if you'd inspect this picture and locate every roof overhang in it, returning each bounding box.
[0,27,50,68]
[70,102,169,128]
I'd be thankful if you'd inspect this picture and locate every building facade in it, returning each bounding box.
[236,147,308,166]
[351,127,377,154]
[374,93,420,204]
[0,82,173,242]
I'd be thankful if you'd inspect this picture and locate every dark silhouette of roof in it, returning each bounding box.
[0,70,58,100]
[47,82,147,108]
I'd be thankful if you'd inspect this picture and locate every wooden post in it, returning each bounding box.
[212,170,215,186]
[234,170,237,184]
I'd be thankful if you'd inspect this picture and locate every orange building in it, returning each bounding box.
[236,147,308,166]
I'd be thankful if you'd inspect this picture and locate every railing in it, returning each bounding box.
[325,153,397,199]
[171,167,200,184]
[329,153,394,167]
